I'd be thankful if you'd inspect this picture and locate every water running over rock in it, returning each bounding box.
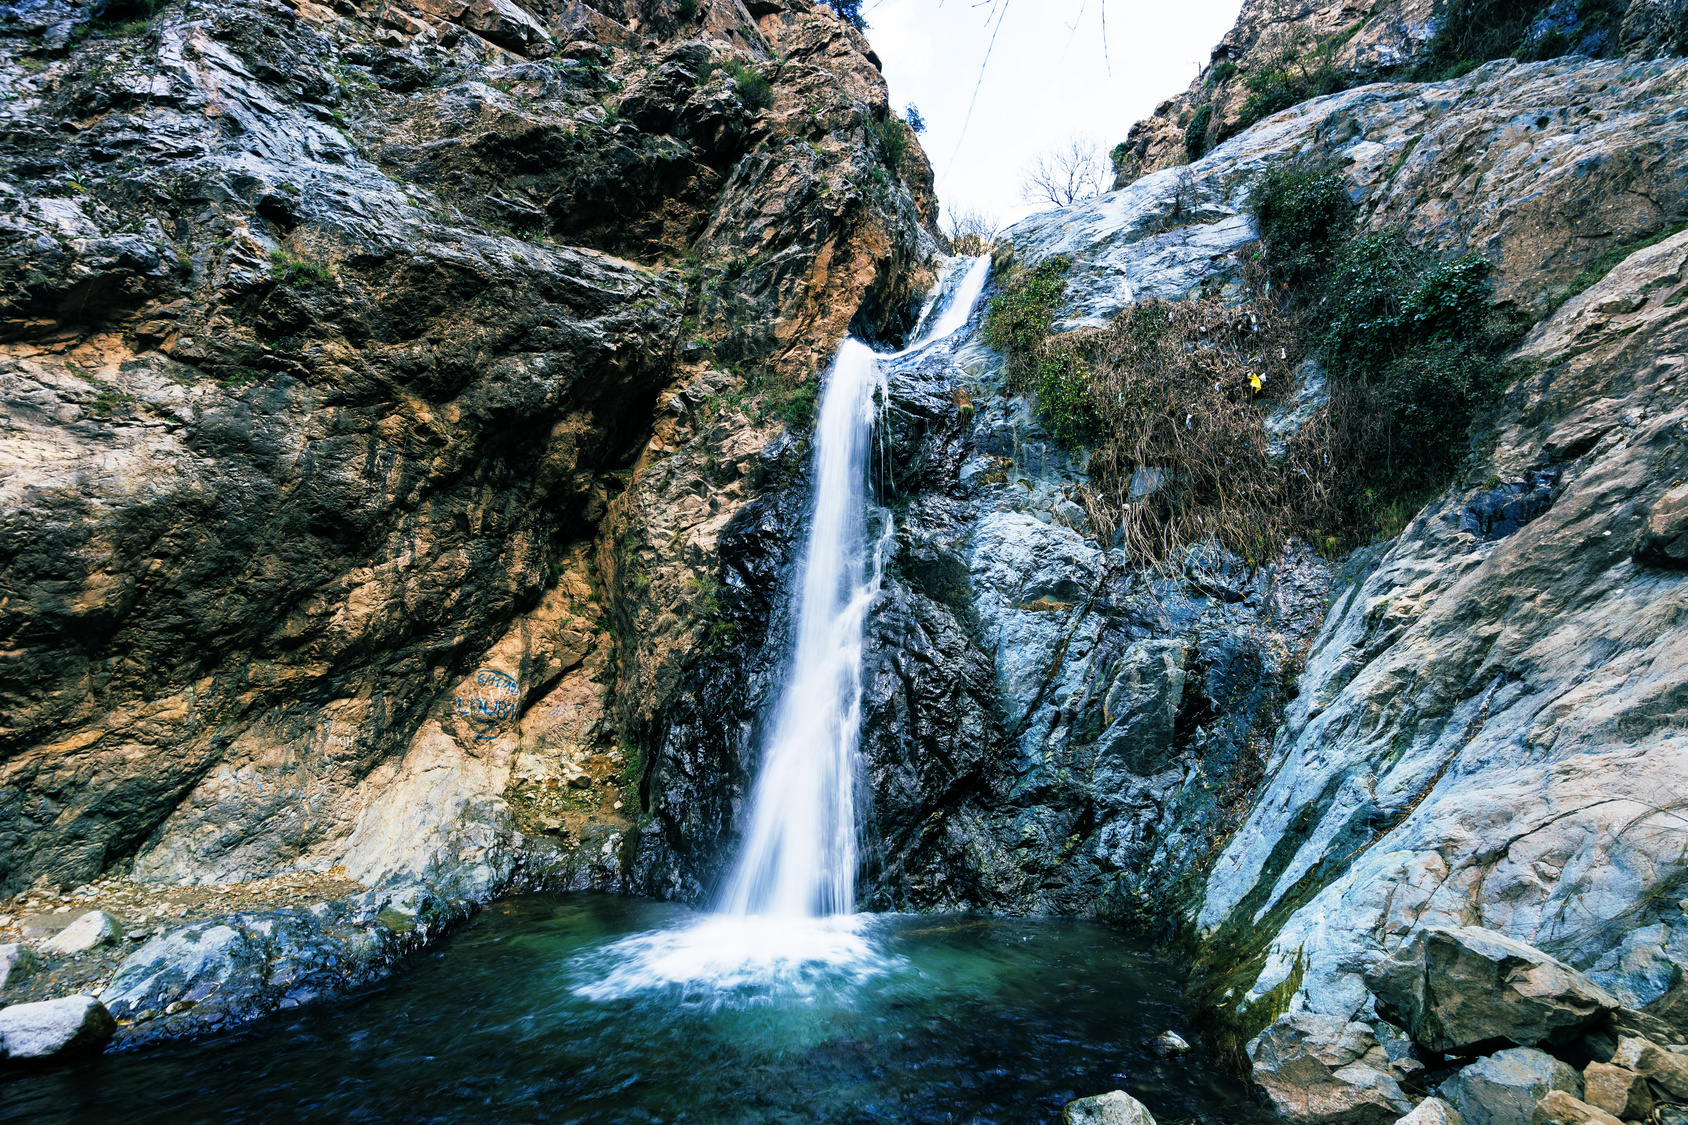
[574,257,993,999]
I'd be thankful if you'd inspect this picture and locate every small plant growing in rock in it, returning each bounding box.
[269,249,334,289]
[722,59,773,112]
[1184,104,1213,161]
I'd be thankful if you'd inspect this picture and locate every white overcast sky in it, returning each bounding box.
[859,0,1245,229]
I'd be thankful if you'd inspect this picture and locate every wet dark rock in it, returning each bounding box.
[97,886,474,1049]
[1459,472,1560,541]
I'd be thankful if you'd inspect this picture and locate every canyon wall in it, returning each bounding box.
[0,0,939,901]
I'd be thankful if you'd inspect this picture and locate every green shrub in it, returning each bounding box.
[1249,161,1355,289]
[983,256,1072,389]
[1184,104,1214,161]
[676,0,699,21]
[269,249,334,289]
[723,59,772,112]
[1206,60,1238,85]
[1406,0,1624,79]
[866,114,909,173]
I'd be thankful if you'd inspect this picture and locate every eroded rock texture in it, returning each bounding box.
[0,0,940,902]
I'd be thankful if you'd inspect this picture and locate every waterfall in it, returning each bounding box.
[718,254,993,920]
[568,257,991,1004]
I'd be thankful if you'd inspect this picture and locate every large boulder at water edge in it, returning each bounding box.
[1250,1013,1413,1125]
[1439,1048,1584,1125]
[0,995,115,1061]
[1063,1090,1157,1125]
[1368,928,1622,1053]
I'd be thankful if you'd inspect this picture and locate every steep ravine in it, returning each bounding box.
[3,5,1688,1122]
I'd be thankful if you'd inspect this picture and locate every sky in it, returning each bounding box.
[858,0,1246,231]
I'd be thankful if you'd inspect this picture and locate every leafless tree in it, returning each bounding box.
[943,205,1003,254]
[1019,135,1111,210]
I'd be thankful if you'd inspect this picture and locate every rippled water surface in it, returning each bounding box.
[2,895,1269,1124]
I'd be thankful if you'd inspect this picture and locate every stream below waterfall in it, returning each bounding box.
[2,894,1270,1125]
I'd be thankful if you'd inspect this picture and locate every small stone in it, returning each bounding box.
[1581,1061,1655,1119]
[1530,1091,1623,1125]
[1064,1089,1157,1125]
[0,944,38,991]
[41,910,123,955]
[1394,1097,1465,1125]
[163,999,196,1015]
[1612,1036,1688,1098]
[0,995,116,1060]
[1150,1029,1191,1057]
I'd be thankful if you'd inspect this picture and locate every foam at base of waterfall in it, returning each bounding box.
[568,914,898,1005]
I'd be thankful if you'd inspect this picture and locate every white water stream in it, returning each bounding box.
[573,256,991,998]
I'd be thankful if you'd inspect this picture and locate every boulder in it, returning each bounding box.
[1612,1036,1688,1099]
[1635,482,1688,569]
[0,995,116,1060]
[0,945,38,990]
[1064,1090,1157,1125]
[1251,1013,1414,1125]
[1441,1049,1584,1125]
[461,0,553,56]
[1394,1097,1466,1125]
[41,911,123,955]
[1580,1061,1656,1119]
[1530,1091,1623,1125]
[1149,1030,1191,1057]
[1368,928,1622,1053]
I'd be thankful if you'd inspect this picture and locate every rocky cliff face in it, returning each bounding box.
[1112,0,1688,187]
[992,33,1688,1112]
[0,0,940,903]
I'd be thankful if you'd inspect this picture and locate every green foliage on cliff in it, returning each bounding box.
[1183,104,1213,161]
[867,114,910,174]
[1251,159,1529,538]
[1411,0,1587,78]
[984,258,1103,443]
[269,249,334,289]
[1249,162,1354,289]
[722,59,773,112]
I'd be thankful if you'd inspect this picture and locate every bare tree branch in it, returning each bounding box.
[1019,135,1110,209]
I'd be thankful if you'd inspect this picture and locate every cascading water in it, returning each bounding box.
[719,253,993,921]
[572,256,991,1000]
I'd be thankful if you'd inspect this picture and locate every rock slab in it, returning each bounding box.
[0,995,115,1060]
[1530,1091,1623,1125]
[1612,1036,1688,1099]
[1395,1097,1467,1125]
[0,945,37,991]
[1370,928,1622,1053]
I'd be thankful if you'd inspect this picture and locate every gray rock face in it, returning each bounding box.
[1369,927,1623,1053]
[1010,57,1688,331]
[1250,1013,1413,1125]
[40,911,123,955]
[0,994,115,1061]
[1441,1049,1585,1125]
[1194,226,1688,1038]
[1064,1090,1158,1125]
